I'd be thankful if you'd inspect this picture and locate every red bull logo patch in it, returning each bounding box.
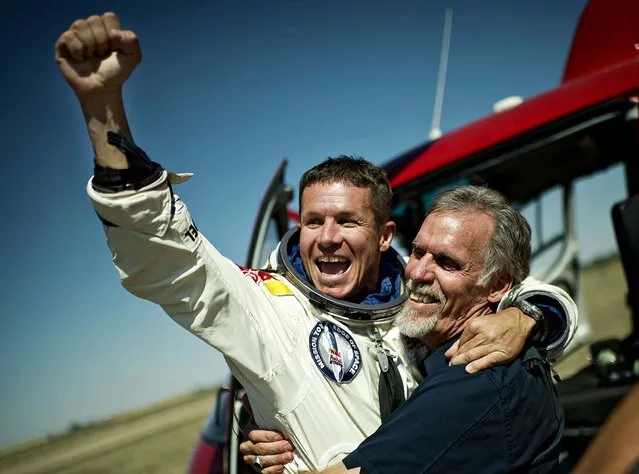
[238,266,293,296]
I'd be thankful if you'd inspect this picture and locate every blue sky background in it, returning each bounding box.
[1,0,628,448]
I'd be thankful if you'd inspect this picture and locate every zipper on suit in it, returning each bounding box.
[368,327,389,373]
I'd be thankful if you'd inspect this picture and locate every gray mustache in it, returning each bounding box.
[405,280,445,305]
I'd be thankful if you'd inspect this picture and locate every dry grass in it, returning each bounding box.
[0,390,217,474]
[53,417,205,474]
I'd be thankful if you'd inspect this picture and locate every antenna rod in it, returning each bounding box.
[429,8,453,140]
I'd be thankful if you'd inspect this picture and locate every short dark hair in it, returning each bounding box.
[299,156,393,225]
[427,185,531,285]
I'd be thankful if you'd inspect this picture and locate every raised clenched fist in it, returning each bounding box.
[55,12,141,98]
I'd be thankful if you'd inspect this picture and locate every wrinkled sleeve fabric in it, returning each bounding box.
[499,277,580,358]
[87,171,294,378]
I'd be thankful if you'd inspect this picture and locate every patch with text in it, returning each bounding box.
[309,321,361,383]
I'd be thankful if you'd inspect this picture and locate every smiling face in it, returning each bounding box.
[299,182,395,301]
[396,210,509,347]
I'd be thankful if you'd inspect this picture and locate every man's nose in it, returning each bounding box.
[318,221,342,248]
[408,254,436,284]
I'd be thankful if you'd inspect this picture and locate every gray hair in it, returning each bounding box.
[426,185,531,286]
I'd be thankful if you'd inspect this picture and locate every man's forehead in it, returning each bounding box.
[301,181,372,210]
[416,210,493,253]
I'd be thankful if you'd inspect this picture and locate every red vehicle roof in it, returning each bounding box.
[386,0,639,190]
[388,60,639,189]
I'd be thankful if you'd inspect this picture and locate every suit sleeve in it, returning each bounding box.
[87,171,295,377]
[498,277,579,359]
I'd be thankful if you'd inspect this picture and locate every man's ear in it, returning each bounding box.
[378,221,396,252]
[487,271,513,304]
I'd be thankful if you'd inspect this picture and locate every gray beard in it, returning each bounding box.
[395,304,439,339]
[396,279,445,339]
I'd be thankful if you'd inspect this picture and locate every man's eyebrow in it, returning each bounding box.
[337,211,365,221]
[301,209,326,217]
[433,250,461,264]
[410,243,461,263]
[301,210,363,221]
[306,210,361,218]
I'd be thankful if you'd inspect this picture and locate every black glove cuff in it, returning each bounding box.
[92,131,164,193]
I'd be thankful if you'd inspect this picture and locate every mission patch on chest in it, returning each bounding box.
[309,321,362,383]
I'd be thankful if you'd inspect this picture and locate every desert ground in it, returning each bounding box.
[0,255,632,473]
[0,390,216,474]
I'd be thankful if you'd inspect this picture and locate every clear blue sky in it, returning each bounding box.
[1,0,627,448]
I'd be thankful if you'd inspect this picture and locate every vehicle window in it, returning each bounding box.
[518,164,627,290]
[519,186,565,279]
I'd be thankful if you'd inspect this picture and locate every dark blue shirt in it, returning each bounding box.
[343,339,564,473]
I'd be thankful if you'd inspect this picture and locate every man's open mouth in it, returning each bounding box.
[409,292,442,305]
[316,256,351,275]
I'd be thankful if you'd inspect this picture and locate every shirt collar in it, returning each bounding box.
[422,337,460,376]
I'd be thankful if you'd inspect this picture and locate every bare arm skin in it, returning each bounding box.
[55,12,141,169]
[573,384,639,474]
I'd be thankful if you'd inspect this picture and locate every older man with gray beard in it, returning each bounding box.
[395,280,444,338]
[317,185,564,474]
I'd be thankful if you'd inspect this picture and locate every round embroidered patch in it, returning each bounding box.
[309,321,362,383]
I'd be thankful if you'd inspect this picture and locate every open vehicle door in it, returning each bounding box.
[189,161,294,474]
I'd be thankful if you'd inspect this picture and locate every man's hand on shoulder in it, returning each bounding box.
[446,307,536,373]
